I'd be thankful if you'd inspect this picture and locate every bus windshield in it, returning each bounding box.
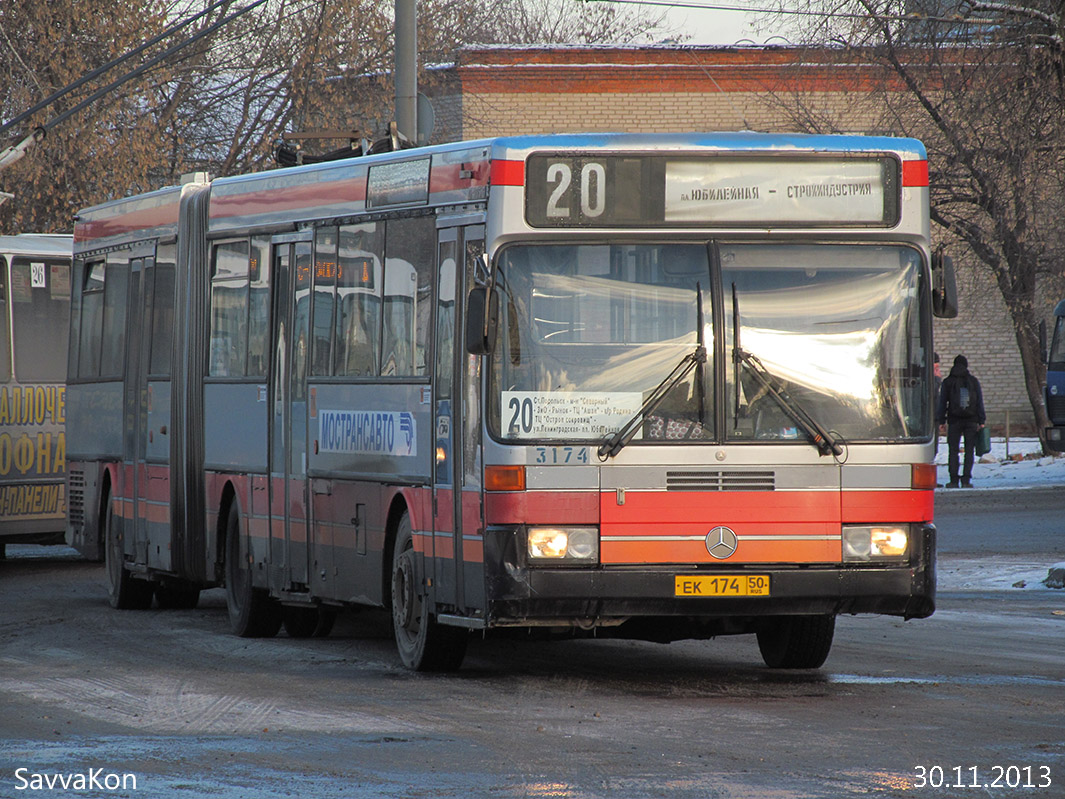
[10,256,71,382]
[1049,315,1065,368]
[488,242,930,444]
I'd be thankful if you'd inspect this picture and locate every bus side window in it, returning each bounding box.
[99,260,130,379]
[336,223,382,377]
[77,261,106,378]
[382,216,434,377]
[246,237,270,378]
[208,240,250,377]
[0,257,9,381]
[149,249,176,377]
[311,227,338,376]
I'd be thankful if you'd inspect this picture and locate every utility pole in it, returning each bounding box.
[394,0,417,143]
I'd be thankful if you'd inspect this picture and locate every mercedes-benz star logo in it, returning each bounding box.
[705,526,739,559]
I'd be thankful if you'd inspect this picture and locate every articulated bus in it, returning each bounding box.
[67,133,955,669]
[1,234,71,556]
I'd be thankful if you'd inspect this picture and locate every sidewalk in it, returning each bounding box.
[934,436,1065,591]
[935,436,1065,490]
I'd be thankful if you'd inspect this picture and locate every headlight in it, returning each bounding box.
[843,525,910,562]
[527,526,599,563]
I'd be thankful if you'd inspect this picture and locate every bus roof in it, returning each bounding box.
[0,233,73,258]
[76,131,928,246]
[73,183,196,252]
[488,131,927,160]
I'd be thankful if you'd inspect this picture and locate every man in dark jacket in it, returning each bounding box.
[937,354,986,488]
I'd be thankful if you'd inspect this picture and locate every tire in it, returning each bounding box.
[283,606,321,638]
[757,614,835,669]
[104,494,154,610]
[390,513,468,671]
[155,582,201,610]
[224,502,281,638]
[313,607,338,638]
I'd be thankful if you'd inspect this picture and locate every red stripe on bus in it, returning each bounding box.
[76,202,180,243]
[841,489,934,523]
[902,160,928,187]
[601,489,840,528]
[490,159,525,186]
[485,491,598,524]
[209,175,368,221]
[429,159,491,193]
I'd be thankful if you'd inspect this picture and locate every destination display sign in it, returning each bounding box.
[501,391,643,439]
[367,157,430,208]
[525,154,899,228]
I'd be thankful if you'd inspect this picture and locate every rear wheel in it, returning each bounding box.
[756,614,835,669]
[104,493,154,610]
[224,503,281,638]
[390,513,467,671]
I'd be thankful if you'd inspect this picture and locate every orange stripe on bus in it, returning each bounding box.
[600,536,840,565]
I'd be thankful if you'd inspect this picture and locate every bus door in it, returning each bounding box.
[268,236,313,593]
[120,251,152,566]
[140,253,174,571]
[432,223,485,614]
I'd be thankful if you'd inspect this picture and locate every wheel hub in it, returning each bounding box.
[393,550,416,629]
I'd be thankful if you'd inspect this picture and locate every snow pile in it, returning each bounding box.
[934,436,1065,489]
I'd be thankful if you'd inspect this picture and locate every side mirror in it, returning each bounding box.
[1039,319,1048,364]
[931,252,958,319]
[465,286,498,355]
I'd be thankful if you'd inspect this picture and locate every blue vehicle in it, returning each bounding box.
[1045,300,1065,452]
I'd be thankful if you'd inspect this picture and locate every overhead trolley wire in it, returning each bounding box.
[0,0,240,138]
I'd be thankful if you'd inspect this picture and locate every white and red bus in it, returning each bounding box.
[1,233,71,556]
[67,133,954,669]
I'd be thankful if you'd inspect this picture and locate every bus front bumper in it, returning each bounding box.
[482,523,936,632]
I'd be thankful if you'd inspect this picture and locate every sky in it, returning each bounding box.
[656,2,788,45]
[595,0,792,46]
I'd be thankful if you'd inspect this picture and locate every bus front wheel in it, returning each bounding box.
[756,614,835,669]
[104,494,154,610]
[390,513,468,671]
[224,503,281,638]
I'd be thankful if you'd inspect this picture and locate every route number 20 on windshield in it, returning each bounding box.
[502,391,642,439]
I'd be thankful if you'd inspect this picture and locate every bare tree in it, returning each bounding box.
[0,0,180,231]
[1,0,671,234]
[765,0,1065,450]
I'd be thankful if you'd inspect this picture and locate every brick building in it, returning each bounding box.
[422,44,1061,430]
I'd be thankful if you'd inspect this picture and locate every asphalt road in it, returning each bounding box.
[934,485,1065,555]
[0,490,1062,799]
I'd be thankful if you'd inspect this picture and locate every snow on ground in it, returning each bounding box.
[934,436,1065,489]
[937,556,1065,592]
[934,436,1065,591]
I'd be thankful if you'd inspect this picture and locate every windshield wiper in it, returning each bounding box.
[731,285,843,458]
[597,343,706,459]
[598,283,708,459]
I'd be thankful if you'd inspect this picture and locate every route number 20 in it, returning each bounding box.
[545,161,607,219]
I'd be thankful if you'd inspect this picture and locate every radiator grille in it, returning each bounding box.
[665,470,775,491]
[68,469,86,528]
